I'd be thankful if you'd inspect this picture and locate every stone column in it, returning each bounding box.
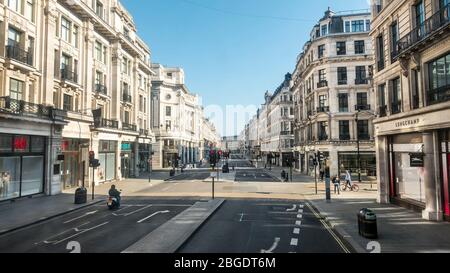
[42,0,58,105]
[375,135,390,204]
[422,131,441,221]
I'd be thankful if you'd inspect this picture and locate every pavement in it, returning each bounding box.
[0,171,167,236]
[304,182,450,253]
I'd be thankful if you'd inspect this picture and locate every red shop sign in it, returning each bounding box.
[14,136,28,151]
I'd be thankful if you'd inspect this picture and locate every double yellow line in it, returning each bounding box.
[305,202,351,253]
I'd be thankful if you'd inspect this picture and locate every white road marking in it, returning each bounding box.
[286,205,297,212]
[63,211,98,224]
[293,228,300,234]
[297,214,303,219]
[239,213,245,222]
[295,220,302,226]
[298,209,304,214]
[137,210,170,223]
[113,205,152,217]
[299,204,304,208]
[261,237,281,253]
[42,222,109,245]
[290,238,299,246]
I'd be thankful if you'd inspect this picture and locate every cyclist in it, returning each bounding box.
[345,170,353,190]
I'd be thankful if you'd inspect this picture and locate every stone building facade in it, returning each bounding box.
[292,9,377,178]
[0,0,154,202]
[371,0,450,221]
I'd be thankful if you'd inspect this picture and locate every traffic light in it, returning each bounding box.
[89,151,100,168]
[209,150,217,166]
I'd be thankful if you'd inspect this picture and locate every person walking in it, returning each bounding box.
[332,176,340,195]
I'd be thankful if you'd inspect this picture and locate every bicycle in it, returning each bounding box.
[341,181,360,192]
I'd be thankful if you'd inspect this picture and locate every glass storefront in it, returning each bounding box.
[389,133,426,203]
[441,130,450,219]
[338,152,377,177]
[98,140,117,182]
[61,138,89,189]
[0,134,45,201]
[120,142,135,178]
[138,144,151,172]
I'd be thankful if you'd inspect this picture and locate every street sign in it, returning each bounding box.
[410,153,424,167]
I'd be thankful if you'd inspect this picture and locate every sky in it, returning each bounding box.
[121,0,371,137]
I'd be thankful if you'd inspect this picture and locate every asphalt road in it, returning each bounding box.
[178,199,348,253]
[0,198,197,253]
[235,169,281,182]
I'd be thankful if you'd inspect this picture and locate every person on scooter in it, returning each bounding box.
[108,185,121,207]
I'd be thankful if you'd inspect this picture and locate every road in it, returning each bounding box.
[235,169,280,182]
[0,198,197,253]
[178,199,348,253]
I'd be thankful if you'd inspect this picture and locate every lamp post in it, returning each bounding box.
[355,109,362,184]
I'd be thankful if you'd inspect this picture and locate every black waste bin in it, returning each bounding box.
[74,187,87,204]
[358,209,378,239]
[170,169,176,177]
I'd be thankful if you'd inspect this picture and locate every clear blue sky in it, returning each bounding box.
[121,0,370,136]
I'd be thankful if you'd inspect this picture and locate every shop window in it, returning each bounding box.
[0,135,13,153]
[31,136,45,152]
[14,135,30,153]
[21,156,44,196]
[0,157,21,200]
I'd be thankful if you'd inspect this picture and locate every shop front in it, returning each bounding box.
[338,152,377,177]
[138,143,152,173]
[388,133,426,208]
[98,140,117,182]
[61,138,89,189]
[120,142,135,179]
[440,129,450,220]
[0,134,46,201]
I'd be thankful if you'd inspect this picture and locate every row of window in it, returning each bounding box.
[7,0,35,22]
[318,19,370,37]
[301,120,370,142]
[318,40,366,58]
[304,65,370,92]
[303,92,368,115]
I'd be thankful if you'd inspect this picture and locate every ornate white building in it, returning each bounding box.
[151,64,209,169]
[292,9,376,178]
[0,0,154,202]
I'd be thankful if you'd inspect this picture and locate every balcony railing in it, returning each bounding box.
[61,68,78,83]
[95,118,119,129]
[355,78,369,85]
[280,131,294,136]
[122,122,137,132]
[317,80,328,88]
[140,129,149,136]
[393,3,450,60]
[318,134,328,141]
[5,45,33,66]
[317,106,330,113]
[122,93,132,103]
[427,84,450,105]
[358,134,371,141]
[95,84,107,96]
[338,79,347,85]
[379,105,387,117]
[0,97,52,119]
[355,105,371,111]
[391,101,402,114]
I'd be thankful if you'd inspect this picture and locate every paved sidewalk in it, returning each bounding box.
[0,174,166,235]
[262,166,315,182]
[305,183,450,253]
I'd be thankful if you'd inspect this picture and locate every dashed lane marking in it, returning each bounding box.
[295,221,302,226]
[290,238,299,246]
[297,214,303,219]
[293,228,300,235]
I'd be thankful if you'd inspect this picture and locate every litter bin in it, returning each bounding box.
[74,187,87,204]
[358,208,378,239]
[170,169,176,177]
